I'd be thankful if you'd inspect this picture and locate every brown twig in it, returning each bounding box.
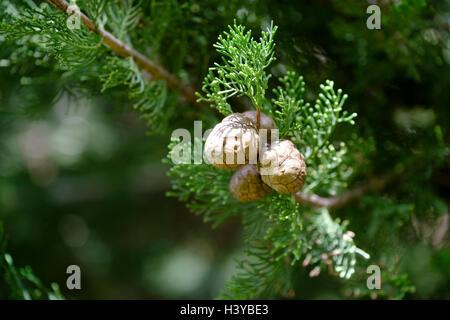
[47,0,201,105]
[295,173,400,209]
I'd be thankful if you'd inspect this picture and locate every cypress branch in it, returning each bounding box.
[44,1,395,209]
[295,173,401,209]
[47,0,201,105]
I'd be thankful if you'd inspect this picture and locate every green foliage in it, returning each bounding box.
[104,0,142,43]
[168,22,372,298]
[272,72,356,157]
[0,0,177,132]
[0,2,104,69]
[166,138,259,227]
[302,209,369,279]
[99,56,172,132]
[270,71,308,138]
[219,242,291,299]
[216,197,370,298]
[81,0,108,25]
[272,71,357,196]
[197,21,277,114]
[0,224,64,300]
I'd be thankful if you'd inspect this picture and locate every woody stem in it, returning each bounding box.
[256,107,261,131]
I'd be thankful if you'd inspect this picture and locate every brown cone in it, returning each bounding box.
[229,164,272,202]
[204,113,259,170]
[259,139,307,194]
[242,110,278,143]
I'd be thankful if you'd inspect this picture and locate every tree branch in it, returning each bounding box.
[47,0,202,105]
[295,173,400,209]
[47,0,399,211]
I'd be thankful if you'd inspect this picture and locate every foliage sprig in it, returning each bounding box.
[197,21,277,114]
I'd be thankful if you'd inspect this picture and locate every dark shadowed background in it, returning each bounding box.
[0,0,449,299]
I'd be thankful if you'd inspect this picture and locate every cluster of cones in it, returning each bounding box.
[204,111,307,202]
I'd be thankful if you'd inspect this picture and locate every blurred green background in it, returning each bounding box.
[1,0,449,299]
